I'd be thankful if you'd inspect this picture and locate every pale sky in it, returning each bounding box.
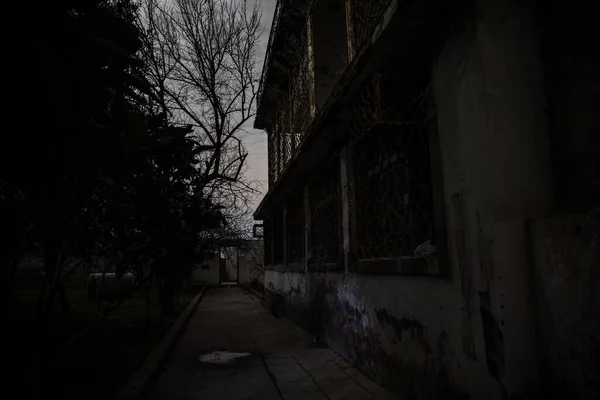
[241,0,277,215]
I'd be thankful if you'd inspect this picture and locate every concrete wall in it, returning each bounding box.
[238,255,259,286]
[266,270,484,398]
[431,0,554,397]
[529,208,600,398]
[192,256,220,287]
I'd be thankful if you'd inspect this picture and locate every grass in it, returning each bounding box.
[6,284,199,400]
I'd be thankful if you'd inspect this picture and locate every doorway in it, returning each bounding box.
[219,246,239,285]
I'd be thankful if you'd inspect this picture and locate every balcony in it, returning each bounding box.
[255,0,456,223]
[258,0,398,189]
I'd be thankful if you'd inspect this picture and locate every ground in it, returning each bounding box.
[146,287,400,400]
[7,286,196,400]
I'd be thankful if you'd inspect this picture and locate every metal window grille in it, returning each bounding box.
[350,0,392,55]
[273,208,285,265]
[276,89,292,180]
[349,72,380,140]
[349,73,435,259]
[290,25,312,145]
[268,133,277,187]
[285,195,304,265]
[267,25,313,188]
[309,158,341,264]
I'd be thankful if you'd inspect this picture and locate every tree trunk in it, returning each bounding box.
[43,236,70,315]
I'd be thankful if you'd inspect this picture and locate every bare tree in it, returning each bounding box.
[139,0,262,209]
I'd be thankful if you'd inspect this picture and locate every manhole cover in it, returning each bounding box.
[198,351,251,364]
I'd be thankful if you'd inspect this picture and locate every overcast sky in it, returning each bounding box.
[242,0,277,214]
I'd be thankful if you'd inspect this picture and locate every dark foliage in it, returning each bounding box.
[3,1,244,398]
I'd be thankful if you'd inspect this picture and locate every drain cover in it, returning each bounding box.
[198,351,251,364]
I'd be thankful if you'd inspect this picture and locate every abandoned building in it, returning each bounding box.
[253,0,599,398]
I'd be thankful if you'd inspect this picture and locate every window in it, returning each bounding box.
[348,72,439,271]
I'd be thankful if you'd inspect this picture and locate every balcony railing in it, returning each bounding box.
[268,21,312,187]
[350,0,393,56]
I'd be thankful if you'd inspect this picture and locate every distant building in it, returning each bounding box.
[254,0,599,398]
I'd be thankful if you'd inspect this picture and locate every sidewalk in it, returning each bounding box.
[146,287,399,400]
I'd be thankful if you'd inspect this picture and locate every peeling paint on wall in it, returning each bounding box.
[479,290,507,398]
[374,309,430,352]
[278,272,471,399]
[452,191,477,362]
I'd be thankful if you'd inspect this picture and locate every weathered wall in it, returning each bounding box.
[529,208,600,399]
[238,255,258,285]
[192,256,220,286]
[265,271,502,399]
[432,0,554,397]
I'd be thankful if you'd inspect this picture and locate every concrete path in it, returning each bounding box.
[146,287,399,400]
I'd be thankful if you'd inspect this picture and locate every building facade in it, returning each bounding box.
[254,0,599,398]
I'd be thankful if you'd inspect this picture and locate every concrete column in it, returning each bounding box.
[340,146,350,273]
[303,184,311,272]
[434,0,554,396]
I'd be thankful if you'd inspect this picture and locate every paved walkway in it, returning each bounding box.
[146,287,399,400]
